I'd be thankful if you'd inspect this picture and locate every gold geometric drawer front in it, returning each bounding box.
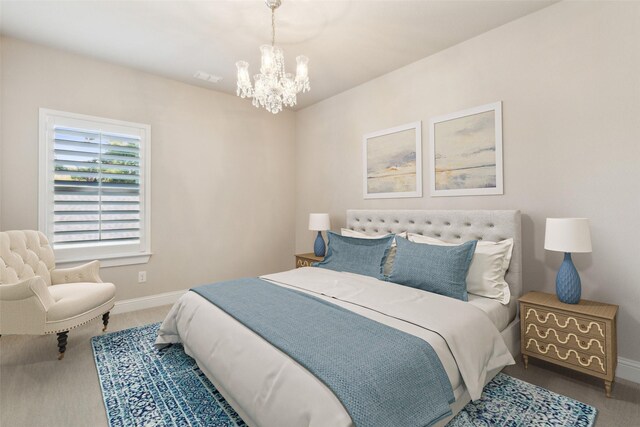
[525,324,605,355]
[296,259,311,268]
[525,338,606,374]
[524,307,605,338]
[295,253,323,269]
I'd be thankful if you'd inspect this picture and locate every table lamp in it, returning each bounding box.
[544,218,592,304]
[308,213,330,257]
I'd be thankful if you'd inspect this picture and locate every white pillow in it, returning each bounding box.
[341,228,406,243]
[407,233,513,305]
[341,229,407,277]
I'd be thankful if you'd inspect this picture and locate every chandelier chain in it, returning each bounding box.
[271,7,276,46]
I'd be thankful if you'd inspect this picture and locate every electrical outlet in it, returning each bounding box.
[138,271,147,283]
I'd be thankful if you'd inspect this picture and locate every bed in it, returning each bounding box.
[156,209,522,427]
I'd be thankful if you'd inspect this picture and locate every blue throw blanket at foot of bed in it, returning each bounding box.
[192,278,454,427]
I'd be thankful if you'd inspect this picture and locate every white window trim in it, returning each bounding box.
[38,108,152,267]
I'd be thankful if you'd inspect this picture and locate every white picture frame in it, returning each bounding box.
[429,102,503,197]
[363,121,422,199]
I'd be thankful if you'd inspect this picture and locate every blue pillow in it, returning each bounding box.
[389,237,477,301]
[314,231,394,279]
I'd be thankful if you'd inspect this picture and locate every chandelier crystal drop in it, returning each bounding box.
[235,0,310,114]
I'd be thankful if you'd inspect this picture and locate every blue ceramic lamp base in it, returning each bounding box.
[556,252,581,304]
[313,231,326,257]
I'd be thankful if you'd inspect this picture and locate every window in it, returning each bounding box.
[39,109,151,266]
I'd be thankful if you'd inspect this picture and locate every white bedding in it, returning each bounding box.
[156,268,514,427]
[468,294,517,331]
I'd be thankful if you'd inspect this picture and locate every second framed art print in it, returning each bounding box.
[429,102,503,197]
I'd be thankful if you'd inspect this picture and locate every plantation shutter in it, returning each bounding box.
[40,109,150,265]
[52,126,142,246]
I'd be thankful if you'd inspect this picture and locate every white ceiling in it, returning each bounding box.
[0,0,556,109]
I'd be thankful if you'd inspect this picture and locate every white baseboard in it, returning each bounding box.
[617,357,640,384]
[111,289,187,315]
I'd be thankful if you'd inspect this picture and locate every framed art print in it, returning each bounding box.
[429,102,503,197]
[363,121,422,199]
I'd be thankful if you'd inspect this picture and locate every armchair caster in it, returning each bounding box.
[102,311,110,332]
[57,331,68,360]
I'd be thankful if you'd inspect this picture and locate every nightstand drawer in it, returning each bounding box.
[524,337,606,375]
[296,258,315,268]
[522,304,606,340]
[295,253,323,268]
[524,323,605,357]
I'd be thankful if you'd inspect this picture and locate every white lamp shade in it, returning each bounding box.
[544,218,592,253]
[308,213,330,231]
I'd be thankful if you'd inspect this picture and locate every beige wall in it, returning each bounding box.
[295,1,640,363]
[0,37,296,300]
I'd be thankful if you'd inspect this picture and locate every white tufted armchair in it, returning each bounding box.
[0,230,116,359]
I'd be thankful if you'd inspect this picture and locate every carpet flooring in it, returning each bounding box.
[1,305,638,426]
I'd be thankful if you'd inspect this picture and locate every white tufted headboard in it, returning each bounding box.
[346,209,522,299]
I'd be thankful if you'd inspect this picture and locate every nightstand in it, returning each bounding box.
[519,291,618,397]
[295,253,323,268]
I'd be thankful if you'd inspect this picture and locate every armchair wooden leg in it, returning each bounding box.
[57,331,68,360]
[102,311,110,332]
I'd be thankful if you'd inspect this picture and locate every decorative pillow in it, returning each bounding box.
[314,231,394,279]
[389,237,477,301]
[407,233,513,305]
[340,228,407,277]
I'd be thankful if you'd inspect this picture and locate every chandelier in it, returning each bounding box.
[235,0,310,114]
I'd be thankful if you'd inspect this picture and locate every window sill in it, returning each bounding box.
[56,253,152,268]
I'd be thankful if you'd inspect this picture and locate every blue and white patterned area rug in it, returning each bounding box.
[92,323,597,427]
[448,373,597,427]
[92,322,246,427]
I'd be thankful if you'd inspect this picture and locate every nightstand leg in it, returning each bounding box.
[522,354,529,369]
[604,380,613,398]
